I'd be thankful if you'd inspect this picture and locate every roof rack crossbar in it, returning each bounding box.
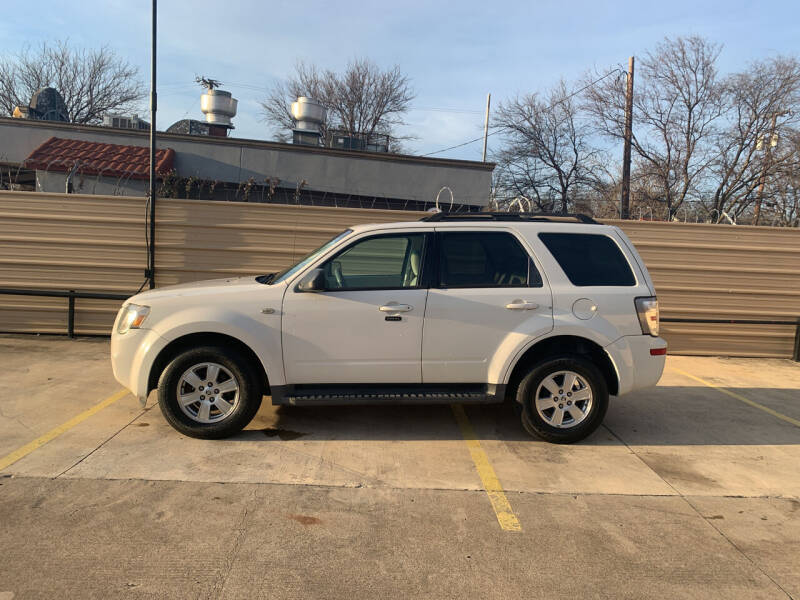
[420,212,600,224]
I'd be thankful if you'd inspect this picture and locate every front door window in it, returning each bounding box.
[323,233,426,291]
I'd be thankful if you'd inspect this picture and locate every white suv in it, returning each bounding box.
[111,213,666,443]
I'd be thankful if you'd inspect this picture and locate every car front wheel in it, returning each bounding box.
[157,345,263,439]
[517,355,608,444]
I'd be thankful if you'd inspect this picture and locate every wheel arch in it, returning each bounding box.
[505,335,619,400]
[147,332,270,396]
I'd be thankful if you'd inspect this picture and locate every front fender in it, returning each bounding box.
[112,326,170,406]
[150,306,284,387]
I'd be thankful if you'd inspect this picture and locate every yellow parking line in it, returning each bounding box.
[451,404,522,532]
[0,389,130,472]
[672,368,800,428]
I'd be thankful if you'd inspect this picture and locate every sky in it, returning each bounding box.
[2,0,799,161]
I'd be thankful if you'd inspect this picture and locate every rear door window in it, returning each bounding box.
[538,232,635,286]
[438,231,542,288]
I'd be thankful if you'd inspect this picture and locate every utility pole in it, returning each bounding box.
[148,0,157,288]
[482,93,491,163]
[753,111,786,226]
[620,56,634,220]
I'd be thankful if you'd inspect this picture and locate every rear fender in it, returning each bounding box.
[496,326,622,388]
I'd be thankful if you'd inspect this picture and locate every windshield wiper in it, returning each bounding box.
[256,273,276,284]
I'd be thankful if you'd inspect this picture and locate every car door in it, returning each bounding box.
[422,228,554,383]
[282,231,430,384]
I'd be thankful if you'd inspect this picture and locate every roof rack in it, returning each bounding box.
[420,212,600,224]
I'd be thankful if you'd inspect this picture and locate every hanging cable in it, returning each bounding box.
[134,193,151,295]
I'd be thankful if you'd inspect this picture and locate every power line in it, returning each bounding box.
[421,68,624,157]
[411,107,483,114]
[421,130,500,157]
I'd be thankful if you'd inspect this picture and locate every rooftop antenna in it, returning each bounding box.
[195,76,222,90]
[429,186,454,213]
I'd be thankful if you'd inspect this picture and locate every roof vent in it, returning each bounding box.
[201,89,238,127]
[196,77,237,137]
[291,97,326,146]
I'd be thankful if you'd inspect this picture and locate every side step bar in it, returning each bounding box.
[270,384,506,407]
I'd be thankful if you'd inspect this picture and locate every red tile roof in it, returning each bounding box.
[24,136,175,180]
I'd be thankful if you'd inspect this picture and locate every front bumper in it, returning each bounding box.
[606,335,667,396]
[111,326,169,406]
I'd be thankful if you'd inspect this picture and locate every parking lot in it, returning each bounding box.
[1,334,799,599]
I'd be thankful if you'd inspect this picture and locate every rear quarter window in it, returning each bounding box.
[538,232,636,287]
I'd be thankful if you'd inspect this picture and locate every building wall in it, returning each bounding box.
[36,170,148,196]
[0,118,493,206]
[1,190,799,359]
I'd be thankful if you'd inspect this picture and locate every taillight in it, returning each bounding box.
[634,296,659,337]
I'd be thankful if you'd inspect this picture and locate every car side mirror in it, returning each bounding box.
[296,268,326,292]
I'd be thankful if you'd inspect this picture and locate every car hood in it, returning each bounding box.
[126,276,274,304]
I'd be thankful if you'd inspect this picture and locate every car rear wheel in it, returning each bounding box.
[516,355,608,444]
[157,345,263,439]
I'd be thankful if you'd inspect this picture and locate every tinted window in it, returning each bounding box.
[323,234,425,290]
[538,233,635,286]
[438,232,541,288]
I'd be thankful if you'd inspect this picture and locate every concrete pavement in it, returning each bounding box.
[1,476,797,599]
[1,335,799,598]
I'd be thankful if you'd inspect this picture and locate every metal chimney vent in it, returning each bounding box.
[291,97,326,145]
[200,89,238,128]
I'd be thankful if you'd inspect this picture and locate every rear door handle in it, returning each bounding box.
[379,303,413,313]
[505,300,539,310]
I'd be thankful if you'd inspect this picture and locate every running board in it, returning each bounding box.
[270,384,506,406]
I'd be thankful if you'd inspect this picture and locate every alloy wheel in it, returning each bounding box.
[533,370,593,428]
[176,362,240,423]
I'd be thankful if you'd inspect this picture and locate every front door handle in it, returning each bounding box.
[379,303,413,313]
[505,300,539,310]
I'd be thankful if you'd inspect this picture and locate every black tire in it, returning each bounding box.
[516,355,608,444]
[157,345,263,439]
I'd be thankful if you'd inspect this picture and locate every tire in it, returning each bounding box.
[157,345,263,439]
[516,355,608,444]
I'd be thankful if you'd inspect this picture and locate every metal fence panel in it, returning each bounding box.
[1,191,798,357]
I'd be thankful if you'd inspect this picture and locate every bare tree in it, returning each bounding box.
[493,80,602,213]
[767,136,800,226]
[706,57,800,221]
[585,36,724,219]
[260,58,415,148]
[0,40,144,124]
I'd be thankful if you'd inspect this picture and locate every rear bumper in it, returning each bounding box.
[606,335,667,396]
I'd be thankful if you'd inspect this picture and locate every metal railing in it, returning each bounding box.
[1,288,798,361]
[0,288,129,338]
[661,317,800,362]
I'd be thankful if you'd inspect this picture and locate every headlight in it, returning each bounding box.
[117,304,151,334]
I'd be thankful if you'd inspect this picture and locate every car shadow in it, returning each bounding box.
[225,385,800,446]
[240,402,529,442]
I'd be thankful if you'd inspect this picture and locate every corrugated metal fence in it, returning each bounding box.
[1,190,798,358]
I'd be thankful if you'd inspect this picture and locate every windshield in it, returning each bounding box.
[268,229,352,285]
